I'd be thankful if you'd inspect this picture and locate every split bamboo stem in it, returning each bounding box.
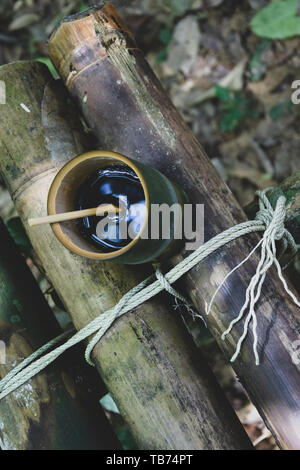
[0,218,118,450]
[48,3,300,449]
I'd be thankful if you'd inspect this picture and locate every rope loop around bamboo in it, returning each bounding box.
[0,188,299,400]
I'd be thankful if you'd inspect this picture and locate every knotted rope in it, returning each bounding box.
[206,189,300,364]
[0,189,299,400]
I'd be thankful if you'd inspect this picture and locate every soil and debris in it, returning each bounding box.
[1,0,300,450]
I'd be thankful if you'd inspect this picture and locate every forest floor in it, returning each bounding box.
[1,0,300,450]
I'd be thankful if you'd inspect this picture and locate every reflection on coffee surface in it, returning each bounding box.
[75,165,146,252]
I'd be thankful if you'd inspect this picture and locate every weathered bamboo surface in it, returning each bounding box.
[48,4,300,449]
[0,218,118,450]
[0,61,252,450]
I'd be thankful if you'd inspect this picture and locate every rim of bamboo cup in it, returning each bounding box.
[46,150,150,260]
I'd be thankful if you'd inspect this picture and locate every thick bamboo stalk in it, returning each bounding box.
[49,4,300,449]
[0,61,252,450]
[0,218,118,450]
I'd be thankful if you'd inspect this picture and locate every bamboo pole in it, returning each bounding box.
[0,61,252,450]
[0,218,118,450]
[48,4,300,449]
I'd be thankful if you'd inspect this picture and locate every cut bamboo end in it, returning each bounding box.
[28,204,119,227]
[49,4,135,86]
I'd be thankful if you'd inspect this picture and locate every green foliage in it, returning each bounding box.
[115,426,138,451]
[159,28,172,45]
[156,28,172,62]
[215,85,258,132]
[251,0,300,39]
[269,101,293,120]
[79,3,89,13]
[162,0,195,16]
[35,57,59,79]
[156,0,200,62]
[100,393,137,450]
[249,39,271,81]
[156,49,168,62]
[215,85,231,102]
[53,12,65,27]
[6,217,32,252]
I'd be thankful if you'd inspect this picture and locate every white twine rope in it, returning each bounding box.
[0,189,299,400]
[206,189,300,364]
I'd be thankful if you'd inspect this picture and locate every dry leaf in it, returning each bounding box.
[187,58,247,105]
[8,13,39,31]
[167,15,201,75]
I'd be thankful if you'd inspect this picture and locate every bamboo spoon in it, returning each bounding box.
[28,204,120,227]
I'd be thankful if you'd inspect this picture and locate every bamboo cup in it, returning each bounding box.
[47,150,187,264]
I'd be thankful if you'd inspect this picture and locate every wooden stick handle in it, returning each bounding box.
[28,204,119,226]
